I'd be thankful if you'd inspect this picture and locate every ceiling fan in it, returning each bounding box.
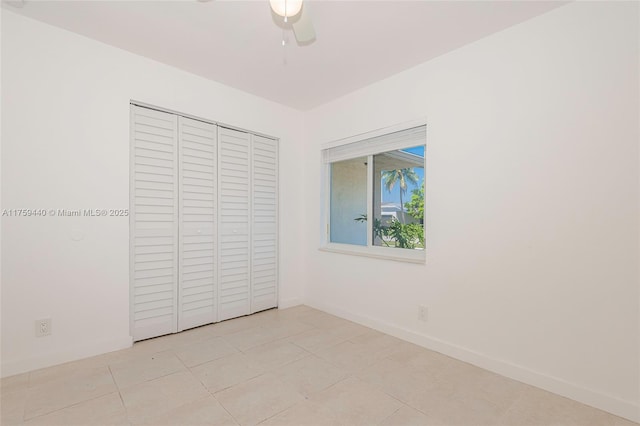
[269,0,316,44]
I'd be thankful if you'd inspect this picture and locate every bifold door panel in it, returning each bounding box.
[217,128,251,321]
[178,117,217,332]
[251,135,278,313]
[130,107,179,341]
[130,105,278,341]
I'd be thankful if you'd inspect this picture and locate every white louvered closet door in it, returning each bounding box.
[178,117,217,331]
[130,106,179,341]
[217,127,251,321]
[251,135,278,313]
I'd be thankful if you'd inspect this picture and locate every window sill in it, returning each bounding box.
[319,243,425,264]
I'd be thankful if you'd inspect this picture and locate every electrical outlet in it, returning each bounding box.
[35,318,52,337]
[418,305,428,322]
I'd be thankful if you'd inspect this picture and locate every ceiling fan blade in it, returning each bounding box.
[292,3,316,44]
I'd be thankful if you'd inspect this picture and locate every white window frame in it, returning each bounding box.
[320,119,427,263]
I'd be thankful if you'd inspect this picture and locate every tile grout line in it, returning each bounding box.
[108,363,130,422]
[209,391,242,426]
[376,405,404,425]
[20,390,124,423]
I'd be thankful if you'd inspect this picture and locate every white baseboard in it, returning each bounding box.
[278,297,302,309]
[1,336,133,378]
[307,300,640,424]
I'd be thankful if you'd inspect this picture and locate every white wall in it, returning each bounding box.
[0,11,306,376]
[304,2,639,422]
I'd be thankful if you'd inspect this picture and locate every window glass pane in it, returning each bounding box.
[330,156,368,246]
[372,146,425,249]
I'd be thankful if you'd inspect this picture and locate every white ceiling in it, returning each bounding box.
[4,0,568,110]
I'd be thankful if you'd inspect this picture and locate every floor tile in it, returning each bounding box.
[272,354,348,397]
[365,356,523,425]
[208,314,267,336]
[28,356,112,388]
[379,405,433,426]
[1,388,27,426]
[1,373,29,394]
[24,366,117,420]
[443,366,527,415]
[386,342,464,373]
[23,392,127,426]
[138,396,238,425]
[419,392,513,426]
[191,353,264,394]
[266,318,316,341]
[223,326,282,352]
[315,331,411,373]
[288,322,371,353]
[244,340,310,371]
[120,370,209,424]
[356,357,447,407]
[498,386,630,426]
[109,350,186,389]
[129,329,211,356]
[178,323,224,341]
[613,416,640,426]
[174,336,239,367]
[129,322,234,356]
[266,305,316,321]
[244,309,281,323]
[259,401,341,426]
[296,311,352,329]
[351,331,417,356]
[215,373,305,426]
[307,377,403,426]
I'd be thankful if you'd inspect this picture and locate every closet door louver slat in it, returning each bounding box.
[178,117,217,331]
[217,127,251,321]
[130,106,179,341]
[251,135,278,313]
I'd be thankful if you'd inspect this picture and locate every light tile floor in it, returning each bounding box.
[1,305,637,426]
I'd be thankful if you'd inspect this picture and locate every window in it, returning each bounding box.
[322,123,426,263]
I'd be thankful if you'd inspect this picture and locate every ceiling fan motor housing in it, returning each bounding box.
[270,0,303,18]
